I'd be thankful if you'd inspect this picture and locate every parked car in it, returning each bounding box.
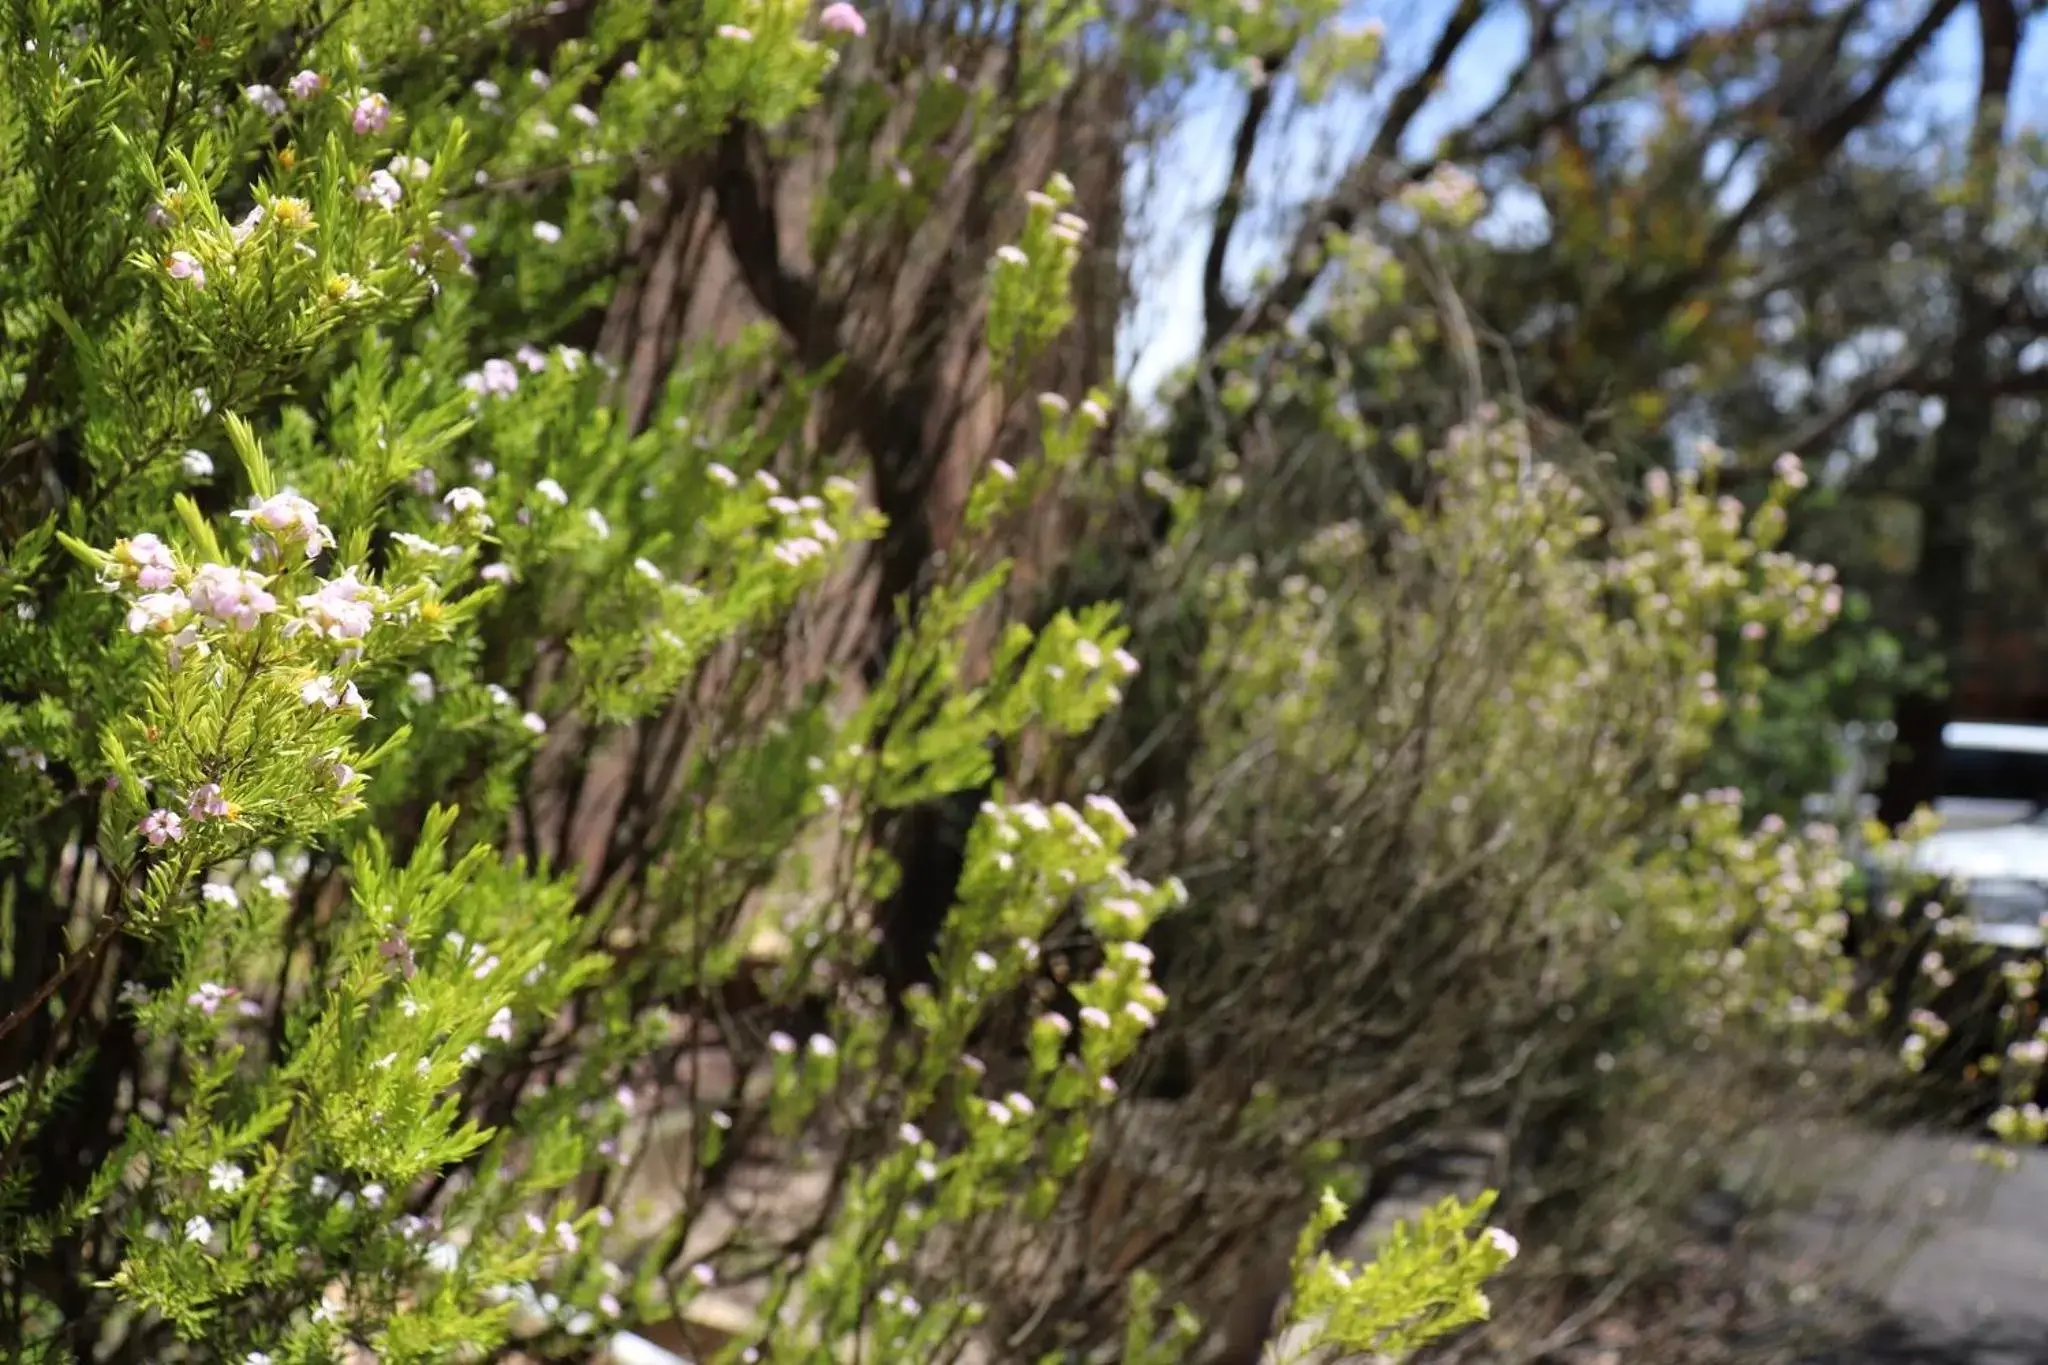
[1907,720,2048,951]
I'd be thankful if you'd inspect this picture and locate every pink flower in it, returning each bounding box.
[187,982,234,1015]
[480,357,519,396]
[288,70,325,100]
[166,251,205,288]
[114,533,177,589]
[140,808,184,846]
[295,573,376,642]
[351,91,391,135]
[233,491,333,558]
[187,564,277,630]
[187,783,229,821]
[820,2,867,35]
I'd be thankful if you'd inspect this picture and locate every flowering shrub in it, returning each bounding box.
[0,4,1522,1363]
[1041,221,1895,1355]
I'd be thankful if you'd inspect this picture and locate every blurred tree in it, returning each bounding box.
[1096,0,2048,827]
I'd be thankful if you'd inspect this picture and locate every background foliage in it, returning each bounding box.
[2,0,2045,1363]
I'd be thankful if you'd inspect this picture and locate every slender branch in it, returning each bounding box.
[1202,52,1288,345]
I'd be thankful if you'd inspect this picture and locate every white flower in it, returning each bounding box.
[444,486,488,515]
[208,1161,246,1193]
[584,508,610,539]
[521,711,548,735]
[390,531,457,560]
[360,169,403,210]
[534,477,569,506]
[995,245,1029,268]
[181,448,214,478]
[426,1240,462,1273]
[125,590,189,636]
[260,873,290,900]
[473,78,501,100]
[569,102,599,127]
[247,1354,274,1365]
[532,220,563,244]
[486,1007,515,1042]
[773,537,825,565]
[1484,1227,1519,1260]
[486,684,513,707]
[407,671,436,704]
[202,882,239,907]
[362,1182,386,1208]
[184,1215,213,1244]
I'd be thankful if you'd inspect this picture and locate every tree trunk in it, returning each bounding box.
[1875,0,2018,827]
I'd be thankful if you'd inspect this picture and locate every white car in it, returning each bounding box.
[1907,721,2048,951]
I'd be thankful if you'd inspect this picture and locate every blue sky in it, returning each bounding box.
[1120,0,2048,400]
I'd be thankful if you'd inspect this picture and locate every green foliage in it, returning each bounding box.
[0,3,1521,1363]
[1280,1190,1515,1361]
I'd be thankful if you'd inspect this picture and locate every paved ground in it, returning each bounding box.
[1785,1130,2048,1363]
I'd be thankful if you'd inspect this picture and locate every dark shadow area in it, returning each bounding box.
[1802,1315,2048,1365]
